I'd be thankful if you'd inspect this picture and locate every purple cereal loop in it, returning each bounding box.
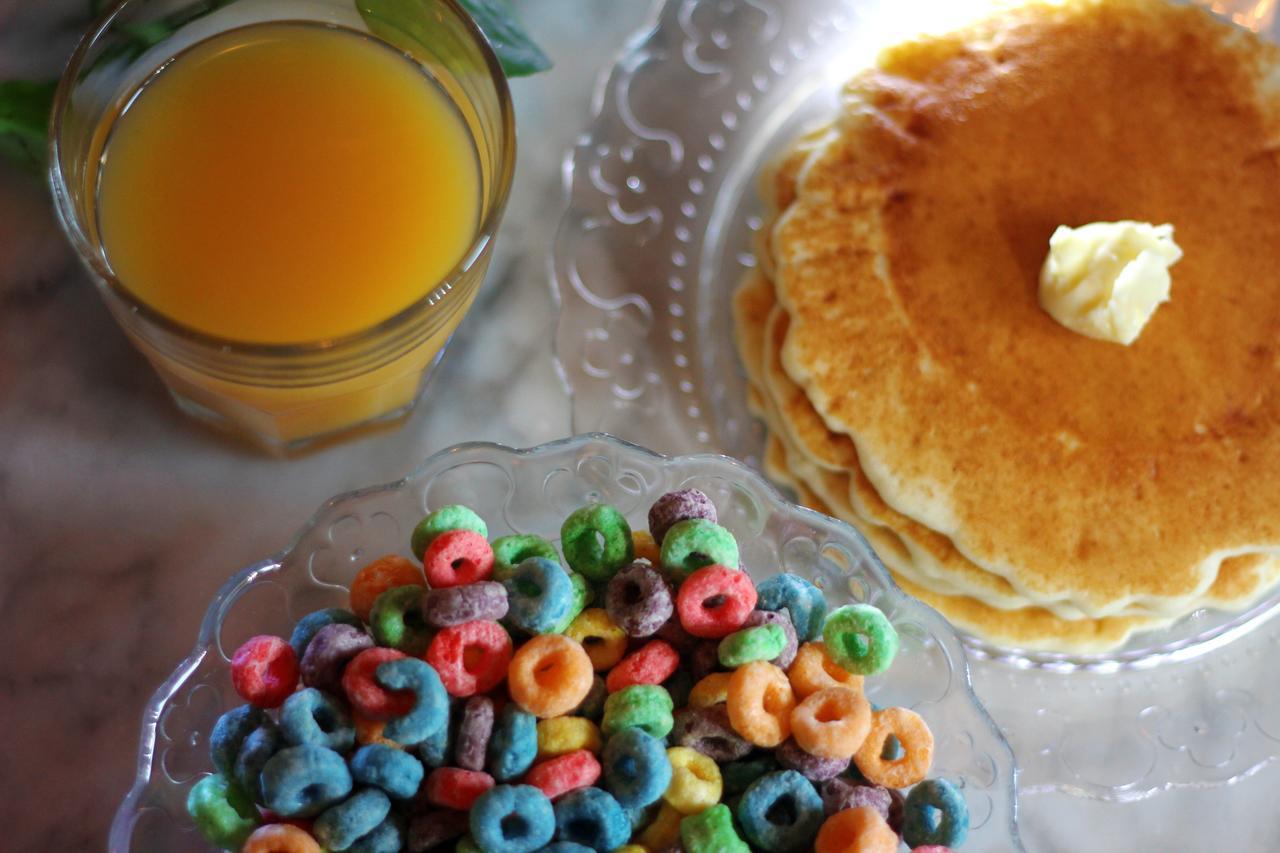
[648,489,717,545]
[886,786,905,835]
[821,778,900,832]
[670,706,753,762]
[687,640,720,680]
[776,738,849,781]
[688,640,721,680]
[407,808,469,851]
[300,623,374,693]
[743,610,798,670]
[606,563,675,638]
[454,696,495,771]
[655,615,697,653]
[421,582,508,628]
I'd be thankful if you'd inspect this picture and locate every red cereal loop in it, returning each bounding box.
[675,565,758,638]
[423,529,495,588]
[426,620,513,697]
[522,749,602,800]
[341,647,414,720]
[606,640,680,692]
[231,635,299,708]
[425,767,495,811]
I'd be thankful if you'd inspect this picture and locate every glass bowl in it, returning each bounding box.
[109,434,1021,851]
[551,0,1280,804]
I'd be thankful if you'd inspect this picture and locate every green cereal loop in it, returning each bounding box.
[680,804,750,853]
[823,604,900,675]
[659,518,739,579]
[560,504,635,583]
[186,773,260,850]
[410,505,488,560]
[718,624,786,668]
[455,837,482,853]
[550,571,590,634]
[492,534,560,580]
[601,684,674,739]
[370,585,433,655]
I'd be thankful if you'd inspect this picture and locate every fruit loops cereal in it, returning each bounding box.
[188,489,967,851]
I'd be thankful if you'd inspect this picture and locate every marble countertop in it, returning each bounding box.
[2,1,1278,850]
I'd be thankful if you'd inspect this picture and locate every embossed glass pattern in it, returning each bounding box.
[110,435,1020,851]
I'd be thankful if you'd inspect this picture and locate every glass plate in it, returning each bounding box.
[109,434,1021,852]
[551,0,1280,802]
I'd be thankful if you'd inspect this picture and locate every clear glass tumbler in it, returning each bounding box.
[49,0,515,451]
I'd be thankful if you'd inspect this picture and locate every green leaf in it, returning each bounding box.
[0,80,56,174]
[455,0,551,77]
[358,0,550,79]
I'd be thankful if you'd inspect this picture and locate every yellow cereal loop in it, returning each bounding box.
[564,608,628,671]
[688,673,732,709]
[537,716,603,759]
[614,847,649,853]
[633,530,661,564]
[638,802,685,849]
[664,746,724,814]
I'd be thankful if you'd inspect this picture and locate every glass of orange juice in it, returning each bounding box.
[49,0,515,451]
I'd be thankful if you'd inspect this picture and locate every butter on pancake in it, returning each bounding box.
[769,0,1280,616]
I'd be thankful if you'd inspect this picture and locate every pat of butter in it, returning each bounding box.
[1038,221,1182,345]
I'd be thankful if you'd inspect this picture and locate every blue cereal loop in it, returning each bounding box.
[600,727,672,808]
[350,743,424,800]
[470,784,556,853]
[552,787,629,851]
[735,770,824,853]
[488,704,538,781]
[314,788,391,852]
[260,744,352,818]
[210,704,267,777]
[503,557,576,635]
[280,688,355,752]
[904,778,969,848]
[233,719,283,804]
[375,657,449,745]
[348,813,405,853]
[756,574,828,642]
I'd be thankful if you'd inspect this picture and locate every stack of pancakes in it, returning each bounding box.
[733,0,1280,652]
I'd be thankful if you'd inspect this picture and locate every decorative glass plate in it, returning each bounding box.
[109,434,1021,851]
[551,0,1280,804]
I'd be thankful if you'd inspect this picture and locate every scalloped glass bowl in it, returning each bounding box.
[110,434,1021,851]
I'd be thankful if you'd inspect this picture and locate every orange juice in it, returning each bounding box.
[96,21,481,344]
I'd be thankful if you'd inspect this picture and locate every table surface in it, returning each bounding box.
[2,1,1277,850]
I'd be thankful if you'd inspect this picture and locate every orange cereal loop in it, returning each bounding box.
[353,712,402,749]
[853,706,934,788]
[814,806,898,853]
[688,672,733,709]
[241,823,322,853]
[791,686,872,760]
[508,634,595,718]
[633,530,661,564]
[348,555,424,622]
[789,642,864,700]
[726,660,795,748]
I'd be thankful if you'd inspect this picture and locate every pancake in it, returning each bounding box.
[771,0,1280,615]
[760,260,1280,616]
[761,433,1178,652]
